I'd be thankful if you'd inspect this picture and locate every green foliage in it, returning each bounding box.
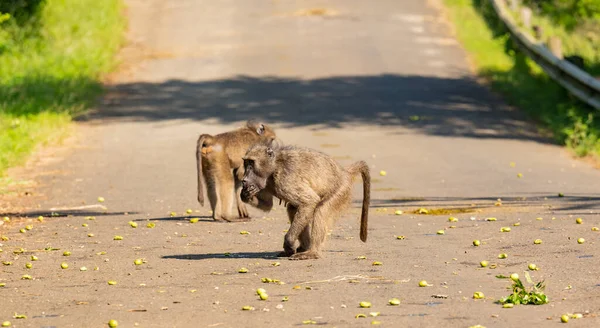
[0,0,124,176]
[498,277,549,305]
[443,0,600,159]
[522,0,600,29]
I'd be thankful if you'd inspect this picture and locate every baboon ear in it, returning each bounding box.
[256,124,265,135]
[266,147,274,158]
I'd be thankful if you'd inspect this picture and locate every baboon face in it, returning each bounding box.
[241,145,275,202]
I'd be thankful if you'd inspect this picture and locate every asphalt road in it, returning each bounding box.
[1,1,600,327]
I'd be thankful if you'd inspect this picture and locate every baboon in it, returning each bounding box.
[240,144,370,260]
[197,120,277,222]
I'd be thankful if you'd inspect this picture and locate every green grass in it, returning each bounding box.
[442,0,600,158]
[0,0,125,177]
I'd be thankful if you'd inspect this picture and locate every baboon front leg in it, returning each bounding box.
[282,204,315,257]
[215,168,248,222]
[234,176,250,218]
[278,205,298,257]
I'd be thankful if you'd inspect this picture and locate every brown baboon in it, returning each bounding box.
[197,120,277,222]
[241,144,370,260]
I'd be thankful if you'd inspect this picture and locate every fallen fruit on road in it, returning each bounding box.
[503,303,514,308]
[259,293,268,300]
[87,233,94,237]
[561,315,569,323]
[486,218,497,221]
[21,275,32,280]
[256,288,266,295]
[108,319,118,327]
[186,209,193,214]
[448,217,458,222]
[498,253,508,259]
[394,210,403,215]
[436,230,445,235]
[510,273,519,281]
[80,267,87,271]
[238,268,249,273]
[473,292,485,299]
[528,263,538,271]
[534,239,542,244]
[25,263,32,269]
[63,251,71,256]
[97,197,105,203]
[107,280,117,285]
[146,223,156,228]
[379,171,386,176]
[355,314,366,318]
[396,235,405,240]
[577,238,585,244]
[1,321,10,327]
[576,218,583,224]
[418,280,429,287]
[189,218,199,223]
[25,225,33,230]
[113,235,123,240]
[240,231,250,235]
[389,298,400,305]
[500,227,511,232]
[241,306,254,311]
[129,221,138,228]
[480,261,489,268]
[372,261,382,266]
[359,301,371,308]
[592,227,599,231]
[134,259,143,266]
[517,173,523,178]
[473,240,481,246]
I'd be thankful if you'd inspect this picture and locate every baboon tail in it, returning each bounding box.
[347,161,370,242]
[196,134,214,206]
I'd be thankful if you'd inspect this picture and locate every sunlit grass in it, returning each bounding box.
[0,0,125,175]
[443,0,600,158]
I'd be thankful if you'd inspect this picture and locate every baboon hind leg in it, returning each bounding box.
[290,185,352,260]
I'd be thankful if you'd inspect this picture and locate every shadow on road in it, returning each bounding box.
[163,251,280,260]
[139,215,213,222]
[367,193,600,213]
[83,74,549,143]
[0,210,138,218]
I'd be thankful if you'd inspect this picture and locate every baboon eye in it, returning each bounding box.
[245,159,255,168]
[256,124,265,135]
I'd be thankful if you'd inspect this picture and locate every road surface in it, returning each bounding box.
[1,1,600,327]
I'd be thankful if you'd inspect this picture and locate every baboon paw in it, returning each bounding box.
[277,250,295,257]
[289,251,320,260]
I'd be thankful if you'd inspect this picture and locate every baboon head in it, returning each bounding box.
[241,144,276,202]
[247,120,276,141]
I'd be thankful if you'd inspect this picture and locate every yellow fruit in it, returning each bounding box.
[577,238,585,244]
[189,218,199,223]
[238,268,249,273]
[576,218,583,224]
[510,273,519,281]
[480,261,489,268]
[436,230,445,235]
[61,262,69,269]
[359,301,371,308]
[418,280,428,287]
[473,292,485,299]
[379,171,386,176]
[389,298,400,305]
[561,315,569,323]
[473,240,481,246]
[97,197,105,203]
[108,319,118,327]
[534,239,542,244]
[129,221,138,228]
[113,235,123,240]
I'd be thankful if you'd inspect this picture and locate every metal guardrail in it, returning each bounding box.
[490,0,600,109]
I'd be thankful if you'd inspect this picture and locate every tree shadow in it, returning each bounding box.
[163,251,280,260]
[0,209,138,218]
[139,215,213,222]
[78,74,549,144]
[366,193,600,213]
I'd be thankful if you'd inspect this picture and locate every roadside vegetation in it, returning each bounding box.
[443,0,600,158]
[0,0,124,179]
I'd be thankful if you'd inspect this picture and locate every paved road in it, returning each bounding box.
[2,0,600,327]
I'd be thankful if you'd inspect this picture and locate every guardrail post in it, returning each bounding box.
[548,36,563,59]
[520,7,532,29]
[532,25,543,40]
